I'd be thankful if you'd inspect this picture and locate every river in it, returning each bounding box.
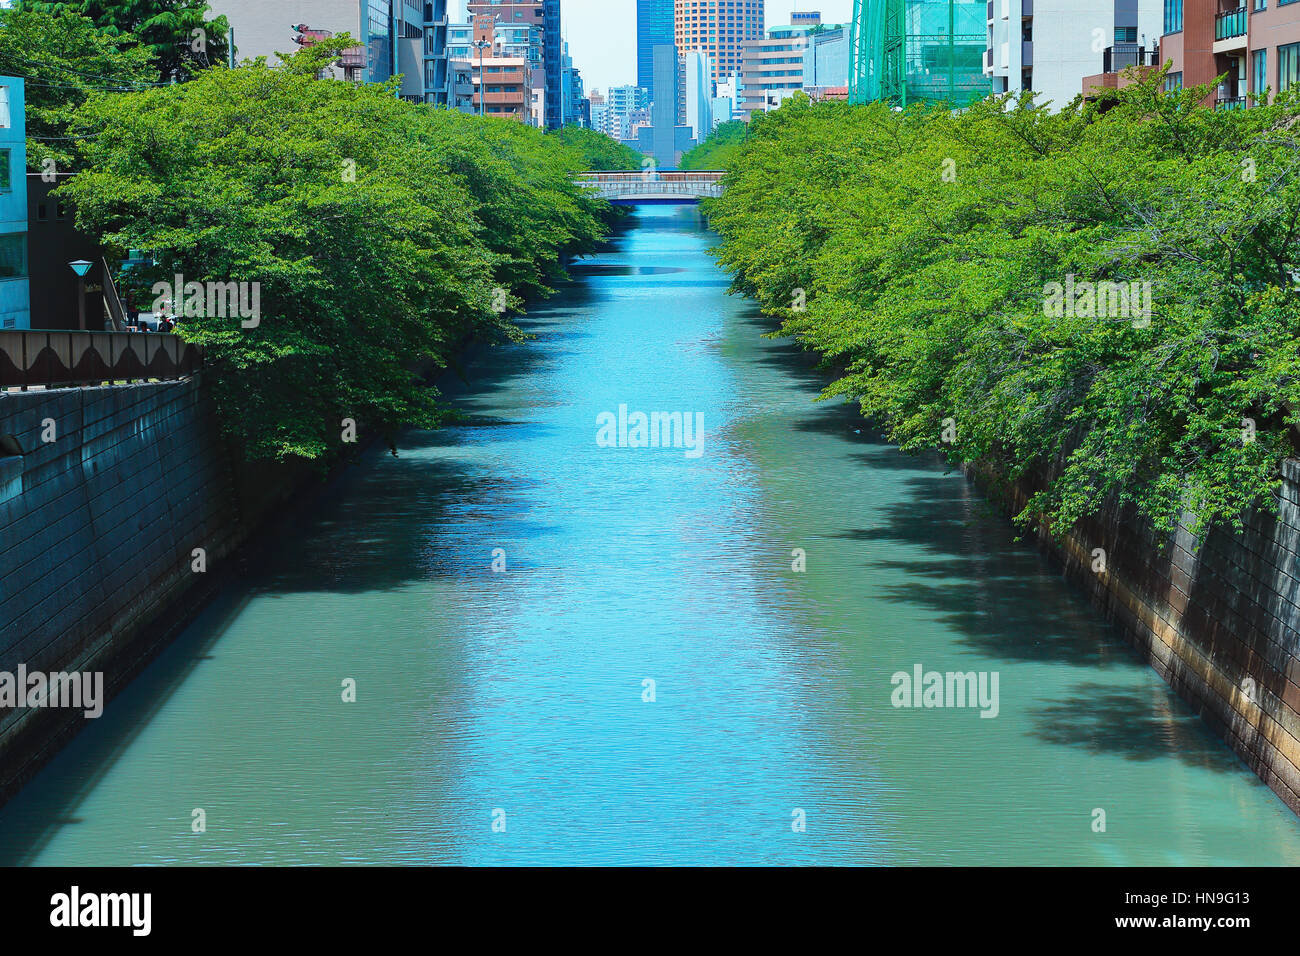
[2,204,1298,865]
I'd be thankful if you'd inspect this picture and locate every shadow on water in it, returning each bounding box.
[0,587,254,864]
[1027,683,1250,769]
[746,306,1257,771]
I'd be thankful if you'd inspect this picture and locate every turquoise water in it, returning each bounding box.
[2,204,1298,865]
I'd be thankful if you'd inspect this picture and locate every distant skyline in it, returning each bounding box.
[452,0,855,94]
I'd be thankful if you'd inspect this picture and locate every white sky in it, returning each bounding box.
[452,0,855,94]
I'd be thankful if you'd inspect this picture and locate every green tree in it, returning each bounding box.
[16,0,229,80]
[0,6,157,170]
[680,119,748,171]
[705,77,1300,537]
[61,43,615,461]
[548,124,642,171]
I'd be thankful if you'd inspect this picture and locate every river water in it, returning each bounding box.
[2,204,1298,865]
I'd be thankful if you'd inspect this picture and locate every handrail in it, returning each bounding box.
[0,330,202,389]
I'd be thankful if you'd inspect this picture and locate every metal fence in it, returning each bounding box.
[0,330,202,389]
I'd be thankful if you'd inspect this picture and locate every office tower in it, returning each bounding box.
[675,0,765,83]
[638,0,676,90]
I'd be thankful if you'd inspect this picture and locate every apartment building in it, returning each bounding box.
[602,85,652,138]
[467,1,562,127]
[985,0,1162,108]
[676,0,767,83]
[1155,0,1300,106]
[739,22,817,117]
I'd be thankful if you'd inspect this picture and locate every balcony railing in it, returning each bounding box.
[1216,95,1248,109]
[1101,42,1159,73]
[0,331,202,390]
[1215,7,1247,40]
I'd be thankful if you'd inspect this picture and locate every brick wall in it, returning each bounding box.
[0,377,289,800]
[980,460,1300,816]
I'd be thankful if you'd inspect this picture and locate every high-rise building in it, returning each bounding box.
[637,0,676,89]
[682,50,714,141]
[604,84,652,139]
[675,0,766,83]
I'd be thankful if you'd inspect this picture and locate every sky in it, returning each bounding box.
[451,0,856,94]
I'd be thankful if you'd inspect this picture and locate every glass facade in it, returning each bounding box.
[1253,49,1267,100]
[637,0,675,90]
[368,0,395,81]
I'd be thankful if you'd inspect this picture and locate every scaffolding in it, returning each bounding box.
[849,0,990,108]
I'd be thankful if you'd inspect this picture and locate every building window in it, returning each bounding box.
[0,149,8,191]
[1115,27,1138,43]
[1281,42,1300,90]
[1253,49,1268,99]
[0,235,26,279]
[1164,71,1183,91]
[0,86,8,129]
[1254,0,1267,9]
[1163,0,1183,34]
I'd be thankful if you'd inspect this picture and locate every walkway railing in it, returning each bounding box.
[0,330,202,389]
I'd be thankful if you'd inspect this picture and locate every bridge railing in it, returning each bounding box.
[0,330,203,390]
[575,171,726,185]
[575,171,726,201]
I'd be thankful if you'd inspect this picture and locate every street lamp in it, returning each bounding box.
[68,260,92,331]
[474,39,491,117]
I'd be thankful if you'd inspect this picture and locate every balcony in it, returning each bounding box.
[1215,7,1246,40]
[1216,94,1247,109]
[1101,42,1158,73]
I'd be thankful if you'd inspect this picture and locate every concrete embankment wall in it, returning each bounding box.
[978,461,1300,815]
[0,377,298,801]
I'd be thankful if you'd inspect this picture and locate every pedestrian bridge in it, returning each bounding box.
[576,171,725,204]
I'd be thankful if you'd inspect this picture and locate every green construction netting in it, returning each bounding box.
[850,0,991,108]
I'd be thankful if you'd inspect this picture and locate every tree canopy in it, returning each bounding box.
[705,75,1300,537]
[0,5,157,170]
[680,120,749,171]
[61,43,617,462]
[548,124,643,172]
[16,0,229,81]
